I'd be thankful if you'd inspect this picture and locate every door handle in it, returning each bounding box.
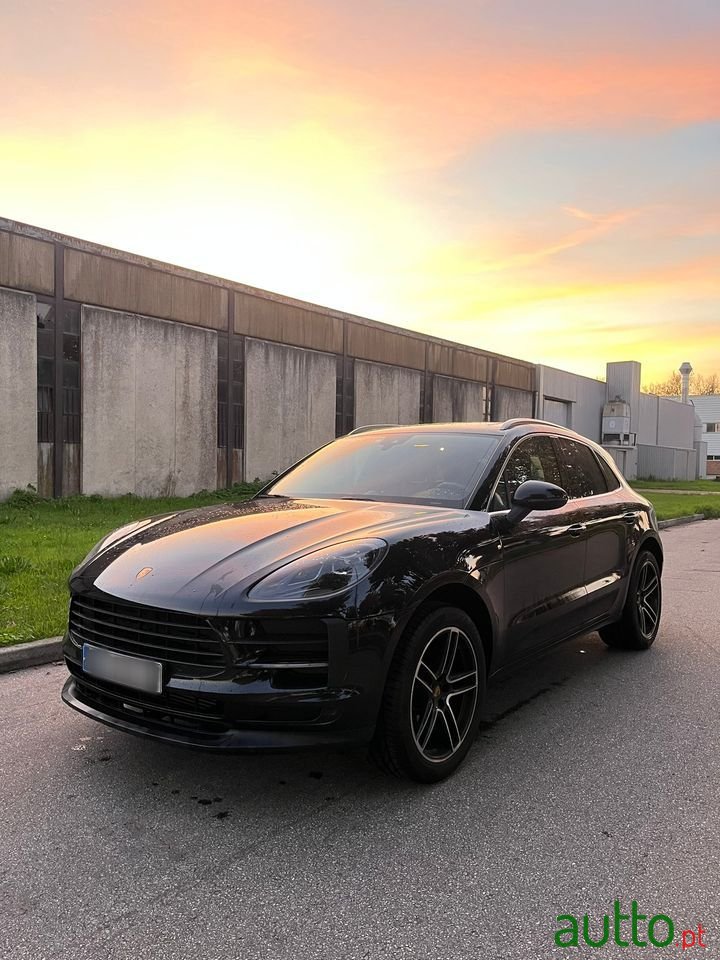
[622,512,639,524]
[568,523,586,537]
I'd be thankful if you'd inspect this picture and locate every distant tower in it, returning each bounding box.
[679,362,693,404]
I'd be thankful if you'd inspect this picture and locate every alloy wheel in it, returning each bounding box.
[410,626,479,763]
[636,558,661,640]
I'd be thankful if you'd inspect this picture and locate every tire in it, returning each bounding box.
[370,604,486,783]
[599,550,662,650]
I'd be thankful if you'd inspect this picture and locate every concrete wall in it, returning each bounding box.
[433,375,486,422]
[354,361,422,427]
[494,385,534,421]
[244,338,336,481]
[82,307,217,497]
[0,287,37,499]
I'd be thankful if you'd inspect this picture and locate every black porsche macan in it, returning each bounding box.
[62,419,663,782]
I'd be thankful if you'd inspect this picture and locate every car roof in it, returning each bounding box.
[346,419,586,441]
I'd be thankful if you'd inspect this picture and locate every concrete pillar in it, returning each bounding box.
[82,307,217,497]
[0,287,37,499]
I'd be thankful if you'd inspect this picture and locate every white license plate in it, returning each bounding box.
[82,643,163,695]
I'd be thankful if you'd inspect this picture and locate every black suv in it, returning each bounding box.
[62,419,662,782]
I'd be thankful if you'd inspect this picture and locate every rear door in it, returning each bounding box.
[553,437,630,623]
[493,435,588,664]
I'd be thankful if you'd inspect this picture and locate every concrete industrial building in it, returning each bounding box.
[0,217,706,501]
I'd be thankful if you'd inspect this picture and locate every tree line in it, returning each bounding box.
[643,371,720,396]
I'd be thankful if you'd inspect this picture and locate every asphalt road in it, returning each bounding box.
[2,521,719,960]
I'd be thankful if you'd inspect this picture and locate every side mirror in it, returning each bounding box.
[505,479,568,527]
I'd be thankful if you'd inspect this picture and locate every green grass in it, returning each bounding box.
[640,491,720,522]
[633,478,720,491]
[0,483,261,647]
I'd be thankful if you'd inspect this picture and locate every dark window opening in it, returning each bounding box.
[493,436,562,510]
[554,437,608,499]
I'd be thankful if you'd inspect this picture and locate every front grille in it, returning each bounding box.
[231,619,329,689]
[69,594,226,674]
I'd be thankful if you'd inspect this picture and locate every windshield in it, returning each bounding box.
[262,431,500,508]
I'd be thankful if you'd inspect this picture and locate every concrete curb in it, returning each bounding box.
[658,514,706,530]
[0,636,63,674]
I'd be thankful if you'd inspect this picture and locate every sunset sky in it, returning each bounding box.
[2,0,719,381]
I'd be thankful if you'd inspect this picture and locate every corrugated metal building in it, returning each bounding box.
[690,395,720,476]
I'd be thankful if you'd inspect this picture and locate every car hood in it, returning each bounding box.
[75,497,474,614]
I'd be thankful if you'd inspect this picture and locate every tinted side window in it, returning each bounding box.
[554,438,608,499]
[494,436,562,509]
[596,452,621,491]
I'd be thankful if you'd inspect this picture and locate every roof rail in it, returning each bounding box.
[499,418,568,431]
[347,423,402,435]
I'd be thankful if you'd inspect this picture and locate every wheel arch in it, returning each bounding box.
[637,533,664,572]
[401,582,495,675]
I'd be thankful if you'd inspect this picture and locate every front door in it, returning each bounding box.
[491,435,588,665]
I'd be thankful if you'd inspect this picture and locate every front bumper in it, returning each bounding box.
[61,612,394,752]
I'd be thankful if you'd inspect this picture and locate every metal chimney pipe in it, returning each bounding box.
[679,362,693,404]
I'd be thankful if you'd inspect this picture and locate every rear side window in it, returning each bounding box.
[554,437,608,499]
[595,452,621,491]
[493,436,563,509]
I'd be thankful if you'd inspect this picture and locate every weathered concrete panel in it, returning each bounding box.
[244,339,336,481]
[66,250,227,330]
[235,292,343,353]
[354,361,421,427]
[0,288,37,499]
[0,232,54,295]
[134,319,176,497]
[432,376,485,422]
[493,386,534,421]
[174,324,217,494]
[82,308,137,496]
[82,307,217,496]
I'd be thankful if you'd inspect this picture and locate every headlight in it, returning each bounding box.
[248,538,388,602]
